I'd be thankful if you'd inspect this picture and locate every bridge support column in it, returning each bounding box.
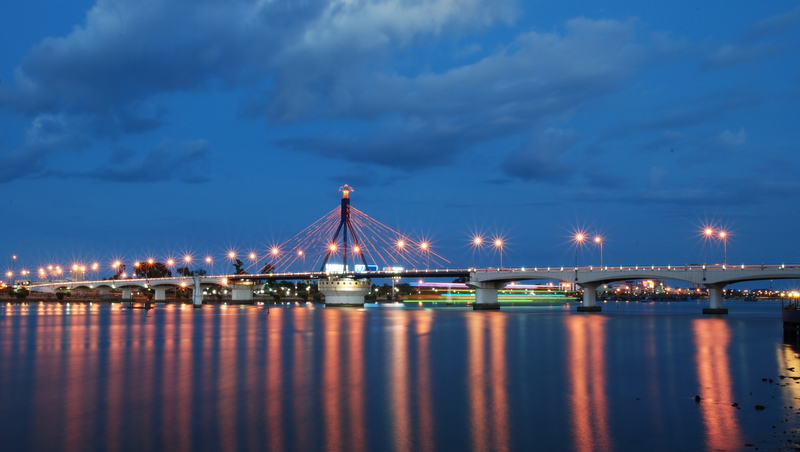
[577,282,602,312]
[320,277,370,307]
[703,283,728,314]
[467,280,505,310]
[122,288,134,301]
[231,281,255,303]
[154,287,167,302]
[192,276,203,307]
[98,287,111,298]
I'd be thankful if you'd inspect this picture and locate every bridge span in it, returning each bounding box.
[24,264,800,313]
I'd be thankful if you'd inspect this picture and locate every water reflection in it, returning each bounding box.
[692,318,743,451]
[1,301,797,452]
[566,315,612,452]
[466,314,510,452]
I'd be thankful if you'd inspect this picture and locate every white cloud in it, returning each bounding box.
[718,128,746,147]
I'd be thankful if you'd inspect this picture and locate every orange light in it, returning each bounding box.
[205,256,212,263]
[184,255,192,263]
[494,239,503,247]
[147,258,155,265]
[354,246,361,253]
[166,259,175,266]
[329,244,337,251]
[249,253,256,260]
[134,262,140,268]
[575,234,585,243]
[473,236,483,246]
[704,228,714,237]
[420,242,429,250]
[271,247,279,255]
[594,236,602,244]
[228,251,236,259]
[298,250,304,256]
[112,261,121,269]
[397,240,405,248]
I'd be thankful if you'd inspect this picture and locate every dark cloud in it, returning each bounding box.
[502,129,577,182]
[44,139,211,183]
[702,7,800,69]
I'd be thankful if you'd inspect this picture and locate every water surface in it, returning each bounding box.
[1,300,798,451]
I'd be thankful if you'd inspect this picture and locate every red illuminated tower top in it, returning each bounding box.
[340,184,354,199]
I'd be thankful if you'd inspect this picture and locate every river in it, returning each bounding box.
[0,300,798,451]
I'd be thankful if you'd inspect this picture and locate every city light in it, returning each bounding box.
[594,235,604,268]
[718,230,729,265]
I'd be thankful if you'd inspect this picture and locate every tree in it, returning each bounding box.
[232,259,247,274]
[176,266,193,277]
[136,262,172,279]
[259,262,275,274]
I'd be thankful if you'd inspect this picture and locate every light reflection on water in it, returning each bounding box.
[0,301,798,452]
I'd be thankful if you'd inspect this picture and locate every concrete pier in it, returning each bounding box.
[577,282,602,312]
[319,277,370,307]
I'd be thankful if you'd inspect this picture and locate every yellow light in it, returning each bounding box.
[329,244,337,251]
[271,248,279,255]
[473,236,483,246]
[91,262,99,270]
[594,236,602,244]
[184,255,192,263]
[112,261,121,269]
[134,262,141,268]
[147,258,154,265]
[166,259,175,266]
[354,246,361,253]
[704,228,714,237]
[205,256,212,263]
[575,234,584,242]
[298,250,304,256]
[228,251,236,259]
[397,240,405,248]
[249,253,256,260]
[420,242,429,250]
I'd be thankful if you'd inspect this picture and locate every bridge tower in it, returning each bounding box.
[318,185,371,307]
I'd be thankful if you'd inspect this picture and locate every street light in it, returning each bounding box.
[573,233,586,268]
[471,235,484,268]
[718,230,729,265]
[205,256,214,275]
[248,252,257,273]
[494,238,504,268]
[593,235,604,268]
[703,227,714,267]
[420,241,430,268]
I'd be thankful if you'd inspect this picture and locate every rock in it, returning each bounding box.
[755,405,766,410]
[732,402,739,407]
[695,395,702,403]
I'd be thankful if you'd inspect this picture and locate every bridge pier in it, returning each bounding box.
[577,282,602,312]
[154,287,168,302]
[192,276,203,306]
[121,287,134,300]
[467,280,505,310]
[231,281,255,303]
[703,283,728,314]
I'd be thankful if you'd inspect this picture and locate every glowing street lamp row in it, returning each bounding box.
[572,232,605,268]
[702,226,731,265]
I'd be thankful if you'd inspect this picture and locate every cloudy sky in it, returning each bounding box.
[1,0,799,278]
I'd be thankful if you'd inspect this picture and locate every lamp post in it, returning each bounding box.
[205,256,214,275]
[718,230,728,265]
[494,238,504,269]
[420,241,430,269]
[594,235,604,268]
[471,236,483,268]
[574,233,586,268]
[248,252,257,274]
[703,227,714,267]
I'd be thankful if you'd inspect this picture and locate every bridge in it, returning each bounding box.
[25,263,800,314]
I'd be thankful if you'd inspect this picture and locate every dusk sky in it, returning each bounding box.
[1,1,799,279]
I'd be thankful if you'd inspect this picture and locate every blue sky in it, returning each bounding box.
[1,0,799,278]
